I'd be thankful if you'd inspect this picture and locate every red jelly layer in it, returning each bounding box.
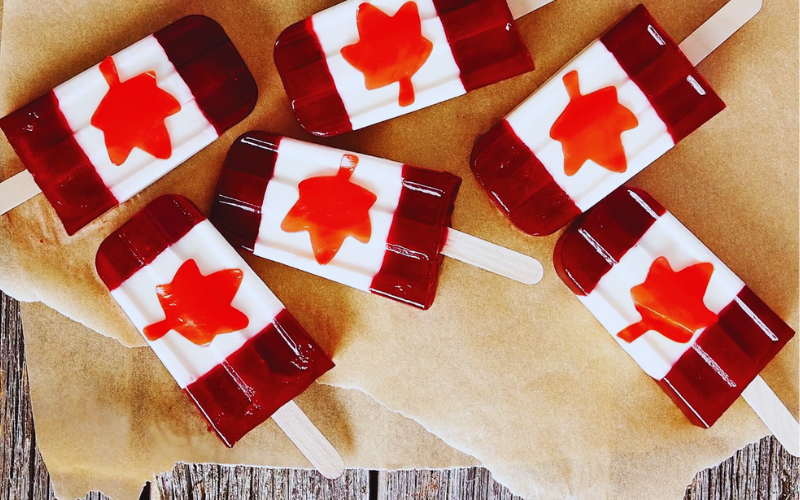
[273,0,532,137]
[210,132,461,310]
[0,92,118,235]
[96,194,206,291]
[600,5,725,143]
[340,2,434,108]
[658,286,794,427]
[281,155,378,265]
[211,132,279,253]
[554,186,795,428]
[0,16,255,236]
[368,165,461,309]
[274,19,353,137]
[471,120,581,236]
[185,308,335,447]
[553,187,664,295]
[97,194,334,446]
[469,5,726,237]
[92,57,182,166]
[154,15,258,134]
[432,0,534,91]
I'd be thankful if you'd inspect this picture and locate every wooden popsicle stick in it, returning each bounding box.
[741,375,800,457]
[0,170,40,215]
[507,0,555,20]
[271,400,345,479]
[442,228,544,285]
[679,0,762,66]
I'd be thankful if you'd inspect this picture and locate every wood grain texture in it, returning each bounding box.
[1,291,797,500]
[742,376,800,457]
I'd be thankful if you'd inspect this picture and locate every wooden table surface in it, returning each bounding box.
[1,291,797,500]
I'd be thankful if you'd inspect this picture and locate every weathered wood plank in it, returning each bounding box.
[1,291,798,499]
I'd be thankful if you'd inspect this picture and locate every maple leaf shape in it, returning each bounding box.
[281,154,378,265]
[550,70,639,176]
[143,259,249,346]
[341,2,433,107]
[617,256,718,344]
[91,56,181,166]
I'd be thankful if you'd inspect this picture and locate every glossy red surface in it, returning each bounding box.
[274,19,353,137]
[211,132,281,253]
[600,4,725,143]
[554,187,795,428]
[96,194,205,291]
[97,194,334,447]
[553,187,665,295]
[185,308,334,447]
[369,164,461,309]
[0,92,118,235]
[550,70,639,176]
[153,15,258,134]
[618,257,716,344]
[432,0,533,91]
[658,285,794,428]
[281,154,378,265]
[273,0,532,136]
[471,120,581,236]
[210,132,461,310]
[143,259,249,345]
[341,2,434,107]
[92,57,182,166]
[0,16,256,236]
[470,5,726,237]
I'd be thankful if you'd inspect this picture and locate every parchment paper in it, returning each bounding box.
[20,301,479,500]
[1,0,797,498]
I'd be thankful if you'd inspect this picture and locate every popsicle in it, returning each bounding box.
[210,132,543,310]
[471,1,760,235]
[273,0,555,137]
[0,15,257,235]
[554,186,798,456]
[96,194,343,477]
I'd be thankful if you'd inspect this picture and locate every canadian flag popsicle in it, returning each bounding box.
[471,2,758,235]
[96,195,343,477]
[0,16,257,235]
[274,0,554,137]
[211,132,543,310]
[554,187,798,456]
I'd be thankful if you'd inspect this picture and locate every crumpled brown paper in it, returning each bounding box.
[1,0,797,498]
[20,301,479,499]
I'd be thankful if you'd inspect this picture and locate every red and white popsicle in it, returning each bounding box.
[96,194,343,477]
[554,187,798,456]
[273,0,554,137]
[211,132,543,310]
[0,15,257,235]
[471,0,759,235]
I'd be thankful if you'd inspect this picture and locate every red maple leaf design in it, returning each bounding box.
[341,2,433,107]
[617,256,718,344]
[91,56,181,166]
[281,154,378,265]
[143,259,249,346]
[550,70,639,176]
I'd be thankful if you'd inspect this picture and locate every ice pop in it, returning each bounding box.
[0,15,257,235]
[554,187,798,453]
[210,132,543,310]
[273,0,549,137]
[95,195,343,475]
[471,3,747,235]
